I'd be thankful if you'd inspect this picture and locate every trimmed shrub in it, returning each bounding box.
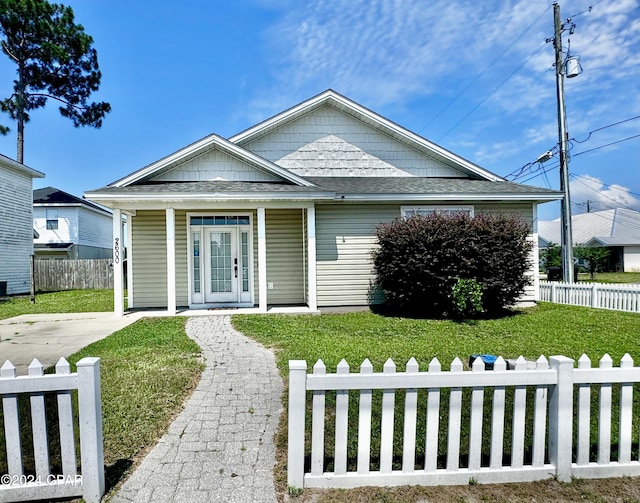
[372,212,532,317]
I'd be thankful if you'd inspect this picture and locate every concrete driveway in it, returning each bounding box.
[0,312,144,374]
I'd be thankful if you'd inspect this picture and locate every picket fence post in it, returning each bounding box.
[548,356,574,482]
[288,360,308,490]
[591,283,599,308]
[77,357,105,503]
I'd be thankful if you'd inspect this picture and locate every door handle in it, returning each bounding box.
[234,258,238,278]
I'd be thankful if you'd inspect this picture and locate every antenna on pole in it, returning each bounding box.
[552,2,576,283]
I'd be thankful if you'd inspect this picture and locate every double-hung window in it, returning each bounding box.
[46,209,59,230]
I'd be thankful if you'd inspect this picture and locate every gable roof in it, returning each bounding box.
[34,186,111,215]
[0,153,45,179]
[539,208,640,246]
[110,133,314,188]
[230,89,504,182]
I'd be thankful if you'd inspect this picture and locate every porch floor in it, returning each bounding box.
[126,305,319,317]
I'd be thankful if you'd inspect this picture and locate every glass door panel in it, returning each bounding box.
[205,230,237,303]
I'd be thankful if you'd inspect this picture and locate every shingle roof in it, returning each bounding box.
[34,186,111,213]
[91,181,323,194]
[86,177,561,202]
[306,177,561,196]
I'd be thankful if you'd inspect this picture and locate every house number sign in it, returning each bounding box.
[114,237,120,264]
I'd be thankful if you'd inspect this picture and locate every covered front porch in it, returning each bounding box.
[111,204,318,317]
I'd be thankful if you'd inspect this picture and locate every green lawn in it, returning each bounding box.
[0,317,203,495]
[233,303,640,373]
[578,271,640,284]
[0,289,113,320]
[232,304,640,501]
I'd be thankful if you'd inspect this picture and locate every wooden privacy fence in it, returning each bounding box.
[0,357,104,503]
[34,259,113,292]
[539,280,640,313]
[288,354,640,490]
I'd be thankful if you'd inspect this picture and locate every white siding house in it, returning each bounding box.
[86,90,562,316]
[539,208,640,272]
[33,187,112,259]
[0,154,45,295]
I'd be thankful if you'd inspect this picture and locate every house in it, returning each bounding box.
[85,90,562,316]
[539,208,640,272]
[0,154,45,296]
[33,187,113,259]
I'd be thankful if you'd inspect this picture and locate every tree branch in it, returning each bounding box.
[26,92,90,111]
[1,40,19,62]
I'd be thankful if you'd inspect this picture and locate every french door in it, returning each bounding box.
[190,219,252,306]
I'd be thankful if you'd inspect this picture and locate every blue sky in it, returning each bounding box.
[0,0,638,221]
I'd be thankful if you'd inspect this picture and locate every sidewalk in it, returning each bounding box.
[0,311,143,373]
[110,315,284,503]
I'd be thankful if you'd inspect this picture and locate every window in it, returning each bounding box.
[401,205,474,218]
[46,209,59,230]
[190,216,250,226]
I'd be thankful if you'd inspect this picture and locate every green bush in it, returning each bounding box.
[451,277,484,318]
[372,212,532,317]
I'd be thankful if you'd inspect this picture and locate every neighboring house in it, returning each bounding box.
[33,187,113,259]
[0,154,45,295]
[85,90,561,315]
[539,208,640,272]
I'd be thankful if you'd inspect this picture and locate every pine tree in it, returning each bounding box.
[0,0,110,162]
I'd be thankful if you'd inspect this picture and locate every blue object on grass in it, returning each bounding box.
[469,354,498,370]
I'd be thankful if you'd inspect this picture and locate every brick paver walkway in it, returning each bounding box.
[110,316,283,502]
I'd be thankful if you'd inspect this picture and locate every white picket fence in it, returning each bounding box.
[0,357,104,503]
[288,354,640,489]
[539,281,640,312]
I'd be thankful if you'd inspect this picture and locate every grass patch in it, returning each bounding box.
[232,303,640,502]
[0,290,113,320]
[233,303,640,373]
[578,272,640,284]
[0,317,204,494]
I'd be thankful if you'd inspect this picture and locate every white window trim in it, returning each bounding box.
[401,205,475,218]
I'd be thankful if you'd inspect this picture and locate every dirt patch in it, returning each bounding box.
[284,477,640,503]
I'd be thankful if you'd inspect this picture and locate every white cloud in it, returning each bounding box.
[570,175,640,213]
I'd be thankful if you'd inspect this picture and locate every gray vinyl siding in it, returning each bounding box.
[131,210,167,307]
[241,105,463,178]
[316,203,399,307]
[151,149,281,183]
[0,166,34,295]
[316,202,537,307]
[266,209,304,304]
[78,208,112,249]
[175,210,188,307]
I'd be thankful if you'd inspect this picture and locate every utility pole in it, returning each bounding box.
[553,2,574,283]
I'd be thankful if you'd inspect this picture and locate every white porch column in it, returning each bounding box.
[112,208,124,317]
[307,206,318,311]
[126,213,134,308]
[166,208,176,315]
[258,207,267,312]
[532,203,540,301]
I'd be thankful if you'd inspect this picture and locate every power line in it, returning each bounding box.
[573,134,640,157]
[436,42,548,142]
[419,4,552,134]
[507,117,640,182]
[568,0,603,19]
[570,174,640,213]
[572,115,640,143]
[572,173,640,198]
